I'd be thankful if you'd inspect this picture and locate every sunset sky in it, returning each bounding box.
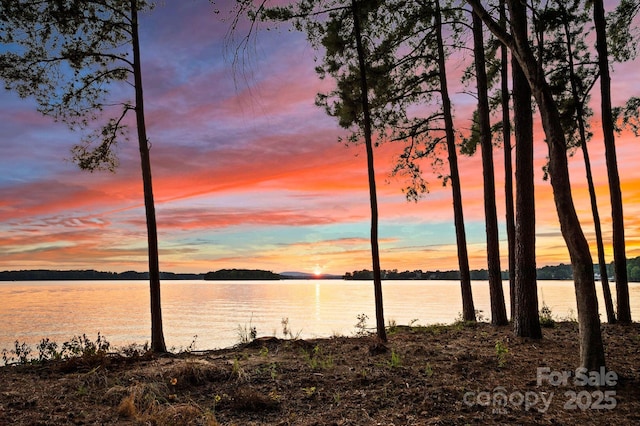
[1,1,640,276]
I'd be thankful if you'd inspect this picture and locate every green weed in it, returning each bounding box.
[387,319,398,335]
[304,345,333,370]
[302,386,316,397]
[495,339,509,367]
[424,362,434,377]
[232,358,249,382]
[389,350,402,368]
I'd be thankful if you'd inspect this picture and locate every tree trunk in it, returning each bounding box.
[352,0,387,342]
[435,0,475,322]
[500,0,516,321]
[539,86,605,370]
[581,141,617,324]
[131,1,166,353]
[510,3,540,338]
[560,9,616,324]
[593,0,631,323]
[472,11,508,326]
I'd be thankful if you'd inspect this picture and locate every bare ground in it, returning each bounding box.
[1,321,639,425]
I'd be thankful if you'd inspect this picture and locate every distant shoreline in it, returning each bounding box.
[0,270,205,281]
[0,269,344,281]
[0,268,579,282]
[2,258,638,281]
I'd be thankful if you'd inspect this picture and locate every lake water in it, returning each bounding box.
[1,280,638,355]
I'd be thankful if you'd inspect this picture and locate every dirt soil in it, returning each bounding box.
[0,321,639,425]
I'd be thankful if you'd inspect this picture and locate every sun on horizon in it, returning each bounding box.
[313,265,323,276]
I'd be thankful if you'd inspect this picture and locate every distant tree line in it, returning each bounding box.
[627,257,640,282]
[0,269,285,281]
[5,259,640,282]
[345,268,506,281]
[0,270,204,281]
[345,256,640,281]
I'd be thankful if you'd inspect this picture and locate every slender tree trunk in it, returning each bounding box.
[581,141,617,323]
[131,1,166,353]
[473,12,508,326]
[560,9,616,324]
[593,0,631,323]
[500,0,516,321]
[352,0,386,342]
[435,0,475,322]
[510,3,540,338]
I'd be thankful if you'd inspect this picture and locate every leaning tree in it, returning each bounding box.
[537,0,616,323]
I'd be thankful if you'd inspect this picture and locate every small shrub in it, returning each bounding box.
[281,317,290,338]
[424,362,434,377]
[354,313,369,337]
[232,358,249,382]
[280,317,301,340]
[186,335,198,352]
[539,303,556,328]
[237,318,257,344]
[495,339,509,367]
[121,342,149,358]
[11,341,32,365]
[37,338,61,362]
[62,333,110,358]
[2,333,115,366]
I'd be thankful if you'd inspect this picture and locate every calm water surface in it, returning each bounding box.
[1,280,638,353]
